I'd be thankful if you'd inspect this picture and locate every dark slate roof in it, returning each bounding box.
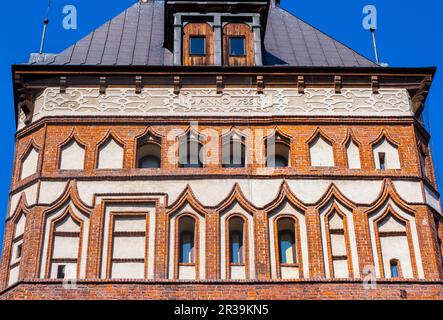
[29,0,375,67]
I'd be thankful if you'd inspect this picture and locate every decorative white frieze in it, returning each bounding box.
[23,87,412,128]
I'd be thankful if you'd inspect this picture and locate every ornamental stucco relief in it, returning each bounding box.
[24,87,412,128]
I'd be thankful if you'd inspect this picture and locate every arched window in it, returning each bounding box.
[179,131,203,168]
[229,218,245,264]
[136,132,161,169]
[266,133,290,168]
[178,217,195,264]
[222,132,246,168]
[390,259,400,278]
[277,219,297,265]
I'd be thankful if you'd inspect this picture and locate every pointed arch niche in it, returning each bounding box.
[20,143,40,180]
[371,132,401,170]
[367,188,424,279]
[96,132,124,169]
[308,129,334,168]
[7,201,29,287]
[218,186,256,280]
[39,186,91,280]
[167,188,206,280]
[266,184,309,279]
[59,133,86,170]
[344,131,361,170]
[318,190,360,279]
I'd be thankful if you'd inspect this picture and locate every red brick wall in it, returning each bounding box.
[1,119,442,299]
[1,280,442,300]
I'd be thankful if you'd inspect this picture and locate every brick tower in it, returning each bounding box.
[1,0,442,299]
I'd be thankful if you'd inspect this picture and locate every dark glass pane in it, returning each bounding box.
[278,231,295,264]
[138,156,161,169]
[180,231,194,263]
[390,261,399,278]
[229,37,245,56]
[230,231,243,263]
[190,37,206,55]
[57,265,66,279]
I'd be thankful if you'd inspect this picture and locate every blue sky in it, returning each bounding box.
[0,0,442,250]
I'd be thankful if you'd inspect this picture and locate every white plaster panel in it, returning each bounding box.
[111,262,145,279]
[20,148,39,180]
[330,234,347,256]
[333,260,349,278]
[9,184,38,218]
[179,266,196,280]
[230,266,246,280]
[15,214,26,237]
[309,136,334,167]
[114,216,146,232]
[112,236,145,259]
[43,179,427,210]
[373,139,400,170]
[52,236,80,259]
[346,140,361,169]
[393,181,424,204]
[60,140,85,170]
[97,138,124,169]
[424,186,442,213]
[280,266,299,279]
[380,236,413,279]
[8,266,19,286]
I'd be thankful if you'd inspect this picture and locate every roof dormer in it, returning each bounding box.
[164,0,271,66]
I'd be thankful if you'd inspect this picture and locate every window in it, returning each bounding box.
[390,260,399,278]
[8,213,26,286]
[222,133,246,168]
[266,133,290,168]
[57,265,66,279]
[229,37,245,56]
[378,152,386,171]
[136,133,162,169]
[179,131,203,168]
[229,218,244,264]
[189,36,206,55]
[278,231,296,264]
[230,231,243,264]
[180,231,195,264]
[277,218,297,265]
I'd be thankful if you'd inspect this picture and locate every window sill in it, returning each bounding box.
[280,264,299,268]
[179,263,196,267]
[230,263,245,267]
